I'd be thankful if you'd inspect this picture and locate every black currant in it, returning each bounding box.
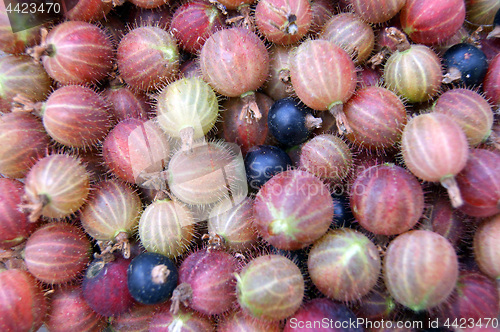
[442,43,488,87]
[330,195,355,229]
[268,97,321,147]
[244,145,292,190]
[127,252,178,305]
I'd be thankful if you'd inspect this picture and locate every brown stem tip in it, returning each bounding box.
[202,233,225,252]
[442,67,462,84]
[115,232,131,259]
[18,194,49,222]
[208,0,227,15]
[279,69,291,84]
[151,264,170,284]
[385,27,411,52]
[170,283,193,315]
[239,92,262,123]
[328,102,351,135]
[305,113,322,130]
[368,48,390,68]
[225,5,254,30]
[11,94,43,114]
[26,28,49,62]
[440,176,463,208]
[95,232,131,259]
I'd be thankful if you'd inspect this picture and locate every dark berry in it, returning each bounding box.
[244,145,292,190]
[127,252,178,305]
[267,98,319,147]
[331,195,355,228]
[443,43,488,87]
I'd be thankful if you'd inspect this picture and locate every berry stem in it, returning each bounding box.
[141,170,168,191]
[304,114,322,130]
[170,282,193,315]
[26,28,49,62]
[226,5,254,30]
[239,91,262,123]
[151,264,170,284]
[440,176,463,208]
[385,27,411,52]
[18,194,49,222]
[278,69,294,93]
[442,67,462,84]
[328,102,351,135]
[115,232,131,259]
[11,94,44,114]
[368,48,390,68]
[466,26,483,45]
[208,0,227,15]
[279,69,291,84]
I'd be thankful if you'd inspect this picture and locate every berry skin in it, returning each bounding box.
[127,252,178,305]
[244,145,292,190]
[82,257,135,317]
[268,97,318,147]
[443,43,488,87]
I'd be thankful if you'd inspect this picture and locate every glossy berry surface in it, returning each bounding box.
[331,195,355,228]
[443,43,489,87]
[127,252,178,305]
[244,145,292,190]
[268,97,313,147]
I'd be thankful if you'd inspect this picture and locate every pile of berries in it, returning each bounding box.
[0,0,499,331]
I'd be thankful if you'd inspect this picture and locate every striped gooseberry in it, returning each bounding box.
[80,179,143,258]
[24,222,92,284]
[117,26,179,92]
[200,27,269,120]
[308,229,381,301]
[0,112,50,178]
[41,85,111,148]
[319,13,375,64]
[254,0,312,45]
[290,39,357,134]
[21,154,91,222]
[433,88,494,146]
[138,198,195,258]
[350,164,425,236]
[401,113,468,208]
[236,254,304,321]
[38,21,114,85]
[383,28,443,103]
[384,230,459,311]
[102,118,171,187]
[156,77,219,151]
